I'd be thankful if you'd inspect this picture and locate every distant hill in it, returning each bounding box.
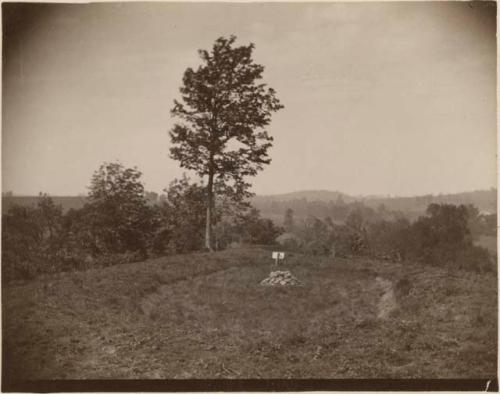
[2,195,87,213]
[252,188,497,223]
[363,190,497,215]
[252,190,356,203]
[3,189,496,221]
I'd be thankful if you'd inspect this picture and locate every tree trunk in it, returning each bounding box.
[205,170,214,251]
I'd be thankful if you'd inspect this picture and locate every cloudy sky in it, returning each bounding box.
[2,1,496,197]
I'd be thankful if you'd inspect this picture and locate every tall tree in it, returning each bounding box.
[169,35,284,250]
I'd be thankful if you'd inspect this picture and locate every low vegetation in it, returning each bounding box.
[3,247,496,379]
[279,204,496,274]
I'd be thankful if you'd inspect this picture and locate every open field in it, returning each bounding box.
[3,247,497,380]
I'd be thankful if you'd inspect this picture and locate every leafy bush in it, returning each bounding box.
[454,245,494,273]
[2,196,67,282]
[85,162,157,255]
[364,203,493,272]
[302,239,332,256]
[366,219,411,258]
[280,237,301,252]
[240,208,283,245]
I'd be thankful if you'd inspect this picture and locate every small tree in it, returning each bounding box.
[283,208,295,232]
[36,193,63,242]
[159,175,207,253]
[2,194,65,280]
[85,162,154,255]
[169,35,284,250]
[2,205,44,280]
[237,208,283,245]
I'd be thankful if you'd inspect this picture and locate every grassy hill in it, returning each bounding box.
[3,247,496,380]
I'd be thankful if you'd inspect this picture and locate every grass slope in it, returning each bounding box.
[3,247,497,379]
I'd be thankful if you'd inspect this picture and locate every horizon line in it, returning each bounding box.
[2,186,497,201]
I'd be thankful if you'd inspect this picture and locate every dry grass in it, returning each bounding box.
[2,247,497,379]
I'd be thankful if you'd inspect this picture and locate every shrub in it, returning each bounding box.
[303,239,331,256]
[85,162,156,255]
[366,219,411,258]
[280,237,301,252]
[330,225,367,257]
[454,245,494,273]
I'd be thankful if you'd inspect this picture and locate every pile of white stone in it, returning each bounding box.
[260,270,302,287]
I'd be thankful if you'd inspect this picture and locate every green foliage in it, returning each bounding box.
[169,35,284,249]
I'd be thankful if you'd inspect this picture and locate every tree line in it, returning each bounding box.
[253,192,497,224]
[279,203,496,273]
[2,162,283,282]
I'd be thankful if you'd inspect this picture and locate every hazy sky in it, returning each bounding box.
[2,1,497,197]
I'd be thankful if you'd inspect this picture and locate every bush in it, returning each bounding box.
[455,245,494,273]
[330,225,367,257]
[363,203,495,273]
[366,219,411,258]
[303,239,332,256]
[85,162,156,255]
[280,237,301,252]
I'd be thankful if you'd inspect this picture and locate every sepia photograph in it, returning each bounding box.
[1,1,498,391]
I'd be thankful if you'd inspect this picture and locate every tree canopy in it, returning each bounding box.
[169,35,283,249]
[85,162,154,255]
